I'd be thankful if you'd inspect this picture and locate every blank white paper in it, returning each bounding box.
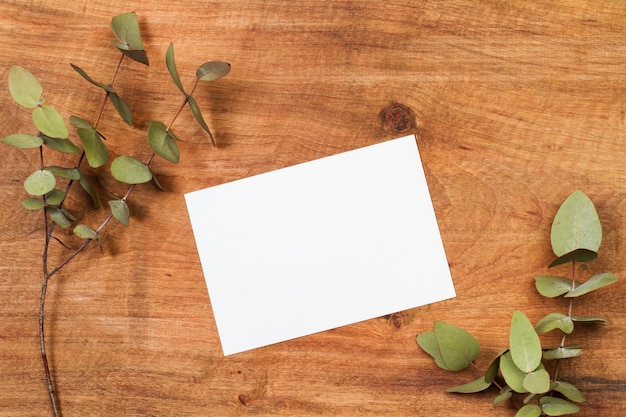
[184,135,455,355]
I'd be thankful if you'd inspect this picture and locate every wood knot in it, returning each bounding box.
[380,103,416,134]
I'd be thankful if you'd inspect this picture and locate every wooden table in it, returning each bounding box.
[1,1,625,415]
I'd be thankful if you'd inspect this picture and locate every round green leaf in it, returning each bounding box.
[42,136,82,154]
[551,380,585,403]
[522,368,550,394]
[446,375,491,393]
[69,115,93,129]
[565,272,618,298]
[196,61,231,81]
[500,351,528,393]
[510,310,542,373]
[535,276,578,298]
[21,198,45,211]
[24,169,56,196]
[108,199,130,226]
[147,121,180,163]
[77,128,108,168]
[515,404,542,417]
[433,321,480,371]
[543,346,583,360]
[111,155,152,184]
[416,331,449,370]
[540,396,581,416]
[73,224,99,240]
[493,388,512,405]
[44,189,66,206]
[549,248,598,268]
[33,105,68,139]
[110,12,149,65]
[551,190,601,257]
[535,312,574,335]
[9,66,43,108]
[1,133,43,149]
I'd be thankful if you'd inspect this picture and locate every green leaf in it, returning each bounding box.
[147,121,180,163]
[571,316,608,323]
[46,206,71,228]
[416,331,449,370]
[493,387,512,405]
[196,61,231,81]
[535,312,574,335]
[109,91,133,125]
[540,397,581,416]
[149,171,164,191]
[187,94,216,146]
[551,380,585,403]
[535,276,578,298]
[500,352,528,393]
[77,128,108,168]
[69,115,93,129]
[522,368,550,394]
[108,199,130,226]
[21,198,45,210]
[446,375,492,393]
[73,224,99,241]
[515,404,542,417]
[8,66,43,108]
[42,136,82,154]
[24,169,56,196]
[70,64,114,92]
[433,322,480,371]
[551,190,601,257]
[549,248,598,268]
[543,346,583,360]
[1,133,43,149]
[79,174,100,208]
[166,43,186,94]
[33,105,68,139]
[44,189,66,206]
[110,12,149,65]
[44,166,81,181]
[510,310,542,373]
[565,273,617,298]
[111,155,152,184]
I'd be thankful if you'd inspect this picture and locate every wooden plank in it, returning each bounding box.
[0,0,625,415]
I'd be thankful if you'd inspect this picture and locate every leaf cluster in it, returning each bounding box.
[417,190,618,416]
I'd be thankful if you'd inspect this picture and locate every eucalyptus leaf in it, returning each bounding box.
[24,169,56,196]
[1,133,43,149]
[515,404,542,417]
[77,128,108,168]
[493,387,512,405]
[166,43,186,95]
[196,61,231,81]
[111,155,152,184]
[33,105,69,139]
[445,375,492,393]
[147,121,180,163]
[433,321,480,371]
[73,224,100,241]
[70,63,114,92]
[110,12,149,65]
[187,94,216,146]
[8,65,43,108]
[551,380,586,403]
[565,272,617,298]
[21,198,45,211]
[46,207,71,228]
[535,312,574,335]
[510,310,542,373]
[500,351,528,393]
[571,316,608,323]
[551,190,601,257]
[535,276,578,298]
[79,174,100,208]
[150,171,164,191]
[416,331,449,370]
[540,396,581,416]
[549,248,598,268]
[109,91,133,125]
[44,166,81,181]
[543,346,583,360]
[69,115,94,129]
[44,189,66,206]
[108,199,130,226]
[42,136,82,154]
[522,368,550,394]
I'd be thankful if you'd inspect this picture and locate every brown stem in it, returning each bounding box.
[553,261,577,382]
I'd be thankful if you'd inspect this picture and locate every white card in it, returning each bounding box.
[185,135,455,355]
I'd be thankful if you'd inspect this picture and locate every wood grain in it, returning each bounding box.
[1,0,625,415]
